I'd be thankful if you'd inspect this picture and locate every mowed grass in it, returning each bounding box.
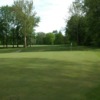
[0,46,100,100]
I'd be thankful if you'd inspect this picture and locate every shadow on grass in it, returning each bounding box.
[0,58,100,100]
[0,45,99,53]
[0,48,21,53]
[20,45,100,53]
[85,85,100,100]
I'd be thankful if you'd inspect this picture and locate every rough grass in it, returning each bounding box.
[0,46,100,100]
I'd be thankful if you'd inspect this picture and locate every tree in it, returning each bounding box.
[69,0,84,16]
[84,0,100,46]
[65,0,86,45]
[44,33,55,45]
[13,0,40,47]
[66,15,87,45]
[54,31,64,44]
[0,19,5,46]
[0,6,12,47]
[36,32,46,45]
[65,0,100,47]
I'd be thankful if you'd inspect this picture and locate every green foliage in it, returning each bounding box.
[13,0,40,47]
[66,15,87,45]
[54,31,64,44]
[66,0,85,45]
[36,32,46,45]
[0,6,12,47]
[84,0,100,46]
[35,31,64,45]
[0,0,40,48]
[66,0,100,47]
[44,33,55,45]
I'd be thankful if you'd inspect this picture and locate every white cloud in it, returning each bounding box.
[34,0,74,33]
[0,0,75,33]
[0,0,13,6]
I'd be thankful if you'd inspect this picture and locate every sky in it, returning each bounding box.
[0,0,74,33]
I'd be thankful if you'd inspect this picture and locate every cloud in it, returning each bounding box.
[34,0,74,33]
[0,0,13,6]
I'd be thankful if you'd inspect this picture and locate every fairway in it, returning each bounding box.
[0,47,100,100]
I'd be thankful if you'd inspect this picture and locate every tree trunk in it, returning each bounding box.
[6,34,8,48]
[24,36,27,48]
[17,33,19,48]
[12,31,14,48]
[3,34,5,48]
[30,35,31,47]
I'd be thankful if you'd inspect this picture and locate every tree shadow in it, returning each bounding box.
[21,45,100,52]
[0,48,21,53]
[85,85,100,100]
[0,45,99,53]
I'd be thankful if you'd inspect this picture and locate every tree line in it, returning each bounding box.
[0,0,40,48]
[65,0,100,47]
[35,31,65,45]
[0,0,65,47]
[0,0,100,48]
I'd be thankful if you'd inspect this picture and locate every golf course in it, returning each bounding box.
[0,45,100,100]
[0,0,100,99]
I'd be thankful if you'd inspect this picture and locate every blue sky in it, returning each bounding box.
[0,0,74,33]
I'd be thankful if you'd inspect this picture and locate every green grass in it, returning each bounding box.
[0,45,98,53]
[0,46,100,100]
